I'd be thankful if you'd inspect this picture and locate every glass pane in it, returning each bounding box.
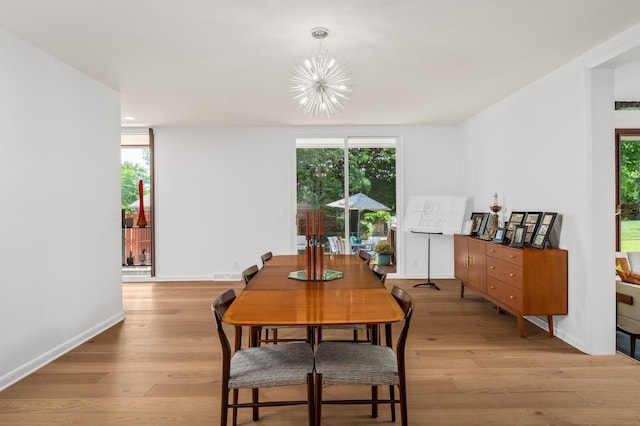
[121,144,152,275]
[296,146,345,253]
[620,138,640,251]
[296,138,396,267]
[348,145,396,263]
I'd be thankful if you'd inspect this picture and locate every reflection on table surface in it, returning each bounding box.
[223,255,404,327]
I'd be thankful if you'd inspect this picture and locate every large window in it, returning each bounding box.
[296,137,396,266]
[617,129,640,251]
[121,130,154,277]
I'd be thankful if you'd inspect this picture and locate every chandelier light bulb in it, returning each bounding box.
[289,27,353,117]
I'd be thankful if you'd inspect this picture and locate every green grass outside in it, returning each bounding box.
[621,220,640,251]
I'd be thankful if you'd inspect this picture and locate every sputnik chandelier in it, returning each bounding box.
[289,27,352,117]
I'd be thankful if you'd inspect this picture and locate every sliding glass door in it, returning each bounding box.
[296,137,396,266]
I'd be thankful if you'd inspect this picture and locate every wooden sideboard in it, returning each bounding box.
[453,234,568,337]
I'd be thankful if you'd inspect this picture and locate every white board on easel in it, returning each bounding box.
[403,196,468,235]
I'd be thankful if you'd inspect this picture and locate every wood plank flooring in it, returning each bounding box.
[2,279,640,425]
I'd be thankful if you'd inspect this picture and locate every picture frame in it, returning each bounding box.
[530,212,557,249]
[509,225,527,247]
[470,212,489,236]
[505,211,526,241]
[523,211,543,244]
[461,219,473,235]
[492,227,506,244]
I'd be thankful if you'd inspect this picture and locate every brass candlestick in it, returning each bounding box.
[488,193,502,238]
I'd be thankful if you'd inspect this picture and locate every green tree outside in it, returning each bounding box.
[121,161,149,212]
[296,147,396,237]
[620,139,640,250]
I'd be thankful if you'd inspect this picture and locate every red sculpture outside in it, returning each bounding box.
[136,179,147,227]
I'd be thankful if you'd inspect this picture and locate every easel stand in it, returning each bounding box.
[412,231,441,290]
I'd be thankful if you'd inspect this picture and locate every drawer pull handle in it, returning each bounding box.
[509,273,515,277]
[490,285,496,289]
[509,295,516,300]
[509,255,516,258]
[489,249,495,253]
[490,266,495,269]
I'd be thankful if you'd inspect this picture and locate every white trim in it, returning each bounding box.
[136,274,239,282]
[0,312,125,391]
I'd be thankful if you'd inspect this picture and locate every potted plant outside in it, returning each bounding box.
[139,248,147,265]
[374,243,394,266]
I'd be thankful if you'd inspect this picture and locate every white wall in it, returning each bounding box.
[3,17,638,389]
[152,125,464,281]
[615,59,640,128]
[459,23,640,355]
[0,28,123,390]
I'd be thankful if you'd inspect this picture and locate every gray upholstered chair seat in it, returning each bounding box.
[213,290,315,426]
[229,341,314,388]
[314,286,413,426]
[315,341,399,386]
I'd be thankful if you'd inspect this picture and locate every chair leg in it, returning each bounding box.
[315,374,323,426]
[221,382,229,426]
[232,388,238,426]
[273,328,278,345]
[252,388,259,420]
[632,335,637,357]
[389,384,396,421]
[353,329,358,342]
[308,326,316,346]
[400,380,408,426]
[371,385,378,418]
[307,373,315,426]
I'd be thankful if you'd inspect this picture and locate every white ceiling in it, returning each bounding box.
[2,0,640,128]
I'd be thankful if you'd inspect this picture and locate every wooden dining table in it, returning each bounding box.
[222,254,405,330]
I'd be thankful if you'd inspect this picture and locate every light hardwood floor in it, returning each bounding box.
[1,279,640,425]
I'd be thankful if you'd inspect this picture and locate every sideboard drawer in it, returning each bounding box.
[486,244,523,265]
[487,277,523,311]
[486,258,523,289]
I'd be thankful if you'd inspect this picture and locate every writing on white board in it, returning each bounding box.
[403,196,467,235]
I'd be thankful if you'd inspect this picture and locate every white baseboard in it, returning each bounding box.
[0,311,125,391]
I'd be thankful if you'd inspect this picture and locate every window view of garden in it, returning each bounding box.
[620,136,640,251]
[296,138,396,265]
[121,143,151,274]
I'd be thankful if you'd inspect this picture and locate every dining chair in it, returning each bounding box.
[259,251,276,343]
[316,263,387,344]
[314,285,414,426]
[370,263,387,285]
[317,263,387,343]
[260,251,273,266]
[212,289,316,426]
[241,262,309,345]
[241,265,259,285]
[358,249,372,264]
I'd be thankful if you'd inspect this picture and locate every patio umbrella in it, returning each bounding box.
[326,193,390,237]
[326,192,391,212]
